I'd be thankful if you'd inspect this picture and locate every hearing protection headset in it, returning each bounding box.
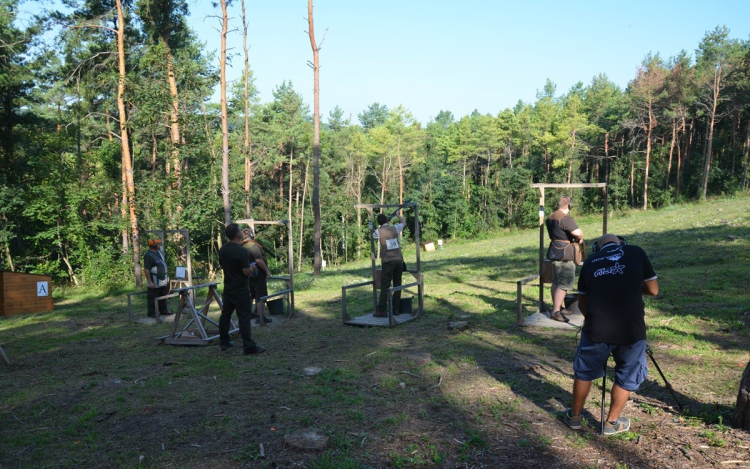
[591,236,627,253]
[559,195,572,210]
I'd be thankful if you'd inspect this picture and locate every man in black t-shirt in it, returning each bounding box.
[563,234,658,436]
[218,223,265,355]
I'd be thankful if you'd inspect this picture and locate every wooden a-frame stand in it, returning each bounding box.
[158,283,239,346]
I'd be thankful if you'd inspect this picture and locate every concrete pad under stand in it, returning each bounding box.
[523,311,583,329]
[344,312,417,327]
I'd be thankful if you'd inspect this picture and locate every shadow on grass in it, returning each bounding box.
[1,213,746,467]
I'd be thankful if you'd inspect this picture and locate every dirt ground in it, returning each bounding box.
[2,295,750,468]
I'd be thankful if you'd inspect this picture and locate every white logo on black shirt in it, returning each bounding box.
[593,262,626,277]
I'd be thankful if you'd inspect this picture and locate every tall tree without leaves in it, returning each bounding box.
[240,0,253,218]
[307,0,324,275]
[219,0,231,225]
[696,26,738,200]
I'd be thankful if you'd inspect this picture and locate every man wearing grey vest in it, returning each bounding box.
[373,212,406,317]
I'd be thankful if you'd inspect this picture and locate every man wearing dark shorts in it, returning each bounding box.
[373,212,406,317]
[218,223,265,355]
[564,234,658,435]
[545,195,584,322]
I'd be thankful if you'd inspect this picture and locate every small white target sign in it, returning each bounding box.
[37,281,49,297]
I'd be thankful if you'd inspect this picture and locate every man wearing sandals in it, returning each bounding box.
[545,195,584,322]
[564,234,659,435]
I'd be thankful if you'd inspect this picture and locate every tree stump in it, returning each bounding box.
[283,428,329,451]
[733,361,750,430]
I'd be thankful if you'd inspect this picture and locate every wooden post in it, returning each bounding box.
[538,187,545,312]
[368,209,378,314]
[285,219,295,317]
[602,186,608,234]
[414,204,423,316]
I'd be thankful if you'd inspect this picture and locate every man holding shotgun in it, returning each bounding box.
[373,209,406,317]
[564,234,659,435]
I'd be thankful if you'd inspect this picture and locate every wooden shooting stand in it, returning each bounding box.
[158,283,238,346]
[342,203,424,327]
[516,183,608,328]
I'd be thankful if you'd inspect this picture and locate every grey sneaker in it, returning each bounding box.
[603,416,630,435]
[563,408,582,430]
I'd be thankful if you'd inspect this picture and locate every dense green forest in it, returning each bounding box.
[1,1,749,289]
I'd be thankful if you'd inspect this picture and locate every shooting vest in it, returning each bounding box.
[146,249,169,288]
[378,225,403,263]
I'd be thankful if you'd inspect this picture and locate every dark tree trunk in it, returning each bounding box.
[733,361,750,430]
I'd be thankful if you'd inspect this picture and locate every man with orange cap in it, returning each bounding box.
[144,238,171,318]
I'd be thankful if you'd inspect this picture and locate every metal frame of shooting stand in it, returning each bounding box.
[516,183,608,328]
[342,203,424,327]
[158,282,237,345]
[234,218,295,327]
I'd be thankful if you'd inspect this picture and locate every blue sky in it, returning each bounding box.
[20,1,750,125]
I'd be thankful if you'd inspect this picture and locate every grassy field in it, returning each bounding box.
[1,194,749,468]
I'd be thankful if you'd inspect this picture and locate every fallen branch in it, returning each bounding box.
[430,374,444,388]
[500,422,521,432]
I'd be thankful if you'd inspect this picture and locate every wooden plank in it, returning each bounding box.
[530,183,607,188]
[2,290,53,300]
[2,297,53,305]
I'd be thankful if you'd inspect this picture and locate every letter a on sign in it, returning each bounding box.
[37,281,49,297]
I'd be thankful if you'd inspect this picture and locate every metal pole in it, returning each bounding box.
[601,358,607,434]
[368,209,378,314]
[414,204,423,316]
[285,219,295,317]
[538,188,545,312]
[646,345,683,411]
[184,229,193,303]
[602,186,608,235]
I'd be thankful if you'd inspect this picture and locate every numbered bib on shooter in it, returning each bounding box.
[385,238,399,250]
